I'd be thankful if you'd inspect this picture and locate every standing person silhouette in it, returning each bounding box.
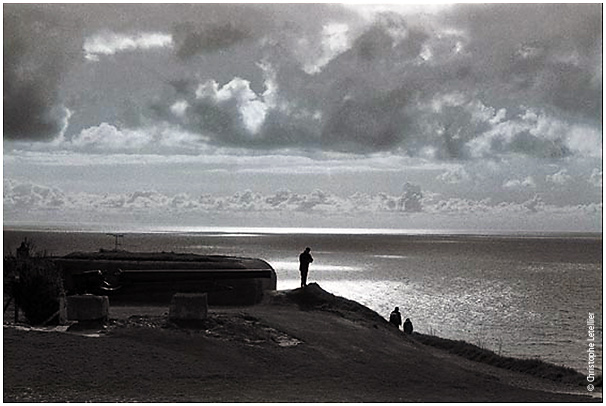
[299,247,313,288]
[389,307,402,329]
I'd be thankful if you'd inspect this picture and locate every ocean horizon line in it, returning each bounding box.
[3,223,602,239]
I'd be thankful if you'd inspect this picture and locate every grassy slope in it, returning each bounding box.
[413,332,601,387]
[3,284,599,402]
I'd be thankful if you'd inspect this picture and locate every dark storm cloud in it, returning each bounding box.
[168,79,197,97]
[148,10,431,152]
[144,3,601,158]
[508,131,570,159]
[321,88,410,152]
[196,5,596,159]
[173,23,250,60]
[443,3,602,121]
[311,14,431,152]
[317,4,601,156]
[4,5,81,141]
[2,3,260,141]
[352,12,428,62]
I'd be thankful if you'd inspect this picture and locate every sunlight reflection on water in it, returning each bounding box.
[272,251,602,375]
[271,261,360,272]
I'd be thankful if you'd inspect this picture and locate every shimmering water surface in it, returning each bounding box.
[3,227,602,374]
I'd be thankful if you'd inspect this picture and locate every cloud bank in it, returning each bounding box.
[5,178,600,221]
[4,4,601,160]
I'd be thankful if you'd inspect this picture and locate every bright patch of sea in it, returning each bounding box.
[3,226,602,375]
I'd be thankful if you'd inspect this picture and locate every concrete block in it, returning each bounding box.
[59,296,68,324]
[66,295,109,321]
[169,293,208,321]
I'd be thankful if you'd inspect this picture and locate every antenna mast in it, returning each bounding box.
[106,233,124,251]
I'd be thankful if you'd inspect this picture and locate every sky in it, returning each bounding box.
[3,3,603,233]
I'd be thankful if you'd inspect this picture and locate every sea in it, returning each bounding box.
[3,226,603,376]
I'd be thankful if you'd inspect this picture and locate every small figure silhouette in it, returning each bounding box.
[299,247,313,287]
[389,307,402,329]
[16,239,30,259]
[403,318,414,334]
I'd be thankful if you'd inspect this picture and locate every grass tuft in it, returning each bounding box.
[412,332,602,387]
[4,241,65,326]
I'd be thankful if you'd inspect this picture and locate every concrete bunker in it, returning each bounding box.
[54,251,277,306]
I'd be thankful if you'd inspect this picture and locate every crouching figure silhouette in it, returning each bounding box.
[403,318,414,334]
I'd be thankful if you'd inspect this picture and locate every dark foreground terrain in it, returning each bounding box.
[3,284,599,402]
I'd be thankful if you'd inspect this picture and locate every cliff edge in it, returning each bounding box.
[3,283,598,402]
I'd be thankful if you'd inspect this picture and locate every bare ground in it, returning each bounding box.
[3,284,599,402]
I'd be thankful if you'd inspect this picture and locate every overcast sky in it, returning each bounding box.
[3,3,603,233]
